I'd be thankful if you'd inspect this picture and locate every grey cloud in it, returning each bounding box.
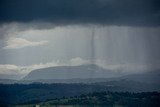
[0,25,159,66]
[0,0,160,26]
[0,22,57,40]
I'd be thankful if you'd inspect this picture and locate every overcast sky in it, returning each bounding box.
[0,0,160,79]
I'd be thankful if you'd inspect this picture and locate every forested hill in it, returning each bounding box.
[37,91,160,107]
[0,80,160,106]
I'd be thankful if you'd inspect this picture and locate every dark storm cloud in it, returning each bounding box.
[0,0,160,26]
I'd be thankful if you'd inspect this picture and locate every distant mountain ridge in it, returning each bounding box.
[23,64,119,80]
[0,64,159,85]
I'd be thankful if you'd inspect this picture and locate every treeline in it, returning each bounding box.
[0,83,106,106]
[0,82,160,106]
[43,91,160,107]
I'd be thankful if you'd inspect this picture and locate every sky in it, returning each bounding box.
[0,0,160,79]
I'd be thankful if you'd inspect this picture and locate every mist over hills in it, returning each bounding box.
[0,64,159,85]
[120,70,160,84]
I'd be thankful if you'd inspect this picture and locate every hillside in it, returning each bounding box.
[23,64,119,80]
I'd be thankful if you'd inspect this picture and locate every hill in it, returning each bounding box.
[23,64,119,80]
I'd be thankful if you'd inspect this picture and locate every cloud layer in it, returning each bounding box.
[0,64,20,75]
[3,37,48,49]
[0,0,160,26]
